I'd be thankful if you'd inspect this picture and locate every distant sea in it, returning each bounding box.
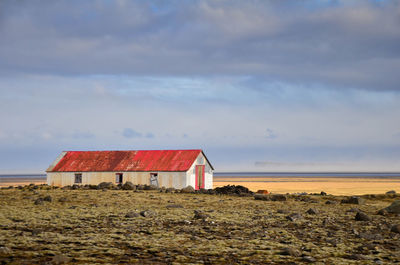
[214,172,400,179]
[1,172,400,183]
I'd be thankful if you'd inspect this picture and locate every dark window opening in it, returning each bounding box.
[74,173,82,184]
[150,173,159,187]
[116,173,123,184]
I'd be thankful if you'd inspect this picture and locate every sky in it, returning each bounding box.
[0,0,400,173]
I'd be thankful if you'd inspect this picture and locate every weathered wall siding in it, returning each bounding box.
[47,171,187,188]
[186,153,213,189]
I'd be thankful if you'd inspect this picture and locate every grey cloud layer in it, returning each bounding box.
[1,0,400,90]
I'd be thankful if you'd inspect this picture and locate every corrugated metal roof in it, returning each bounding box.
[48,149,205,172]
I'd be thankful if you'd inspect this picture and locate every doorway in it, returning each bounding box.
[195,165,205,190]
[116,173,123,184]
[150,173,159,187]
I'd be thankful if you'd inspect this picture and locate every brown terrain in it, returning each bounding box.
[0,183,400,264]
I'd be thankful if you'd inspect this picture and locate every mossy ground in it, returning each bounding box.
[0,187,399,264]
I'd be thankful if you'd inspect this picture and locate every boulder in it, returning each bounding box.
[383,200,400,214]
[320,191,327,196]
[214,185,253,196]
[193,210,210,221]
[166,204,183,209]
[386,190,396,195]
[286,213,303,221]
[279,247,301,257]
[355,212,372,221]
[254,194,270,201]
[165,187,176,193]
[306,208,318,215]
[270,194,287,201]
[181,186,195,193]
[58,197,69,203]
[390,224,400,233]
[122,181,136,190]
[140,210,156,217]
[43,195,52,202]
[0,246,11,255]
[341,196,365,205]
[125,211,140,218]
[377,209,388,216]
[98,182,114,190]
[144,184,159,190]
[34,198,44,205]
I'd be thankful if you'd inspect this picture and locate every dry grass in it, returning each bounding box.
[214,178,400,195]
[1,187,400,264]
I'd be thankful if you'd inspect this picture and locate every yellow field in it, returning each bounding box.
[214,177,400,195]
[2,177,400,195]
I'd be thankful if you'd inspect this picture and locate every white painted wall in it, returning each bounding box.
[186,152,214,189]
[47,171,187,188]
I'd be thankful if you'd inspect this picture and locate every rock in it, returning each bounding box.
[277,209,289,214]
[58,197,69,203]
[34,198,44,205]
[347,208,361,213]
[214,185,253,196]
[0,246,11,255]
[166,204,183,209]
[377,209,388,216]
[31,228,41,236]
[358,232,383,240]
[279,247,301,257]
[125,211,140,218]
[122,181,136,190]
[386,190,396,195]
[140,210,156,217]
[98,182,114,190]
[181,186,195,193]
[286,213,303,221]
[193,210,210,220]
[302,256,316,263]
[254,194,270,201]
[144,184,159,190]
[325,200,336,204]
[320,191,327,196]
[270,194,287,201]
[256,190,270,195]
[165,187,176,193]
[390,224,400,233]
[355,212,372,221]
[383,200,400,214]
[341,196,365,205]
[51,254,71,264]
[43,195,52,202]
[306,208,318,215]
[136,184,145,190]
[344,254,367,260]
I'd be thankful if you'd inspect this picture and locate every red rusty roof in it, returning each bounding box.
[48,149,211,172]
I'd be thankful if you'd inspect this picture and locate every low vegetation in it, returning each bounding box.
[0,184,400,264]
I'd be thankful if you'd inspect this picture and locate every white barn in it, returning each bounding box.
[46,149,214,189]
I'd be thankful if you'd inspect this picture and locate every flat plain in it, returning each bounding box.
[1,185,400,264]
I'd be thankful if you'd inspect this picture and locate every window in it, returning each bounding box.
[116,173,123,184]
[74,173,82,184]
[150,173,158,187]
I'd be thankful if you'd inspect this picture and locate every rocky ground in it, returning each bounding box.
[0,184,400,264]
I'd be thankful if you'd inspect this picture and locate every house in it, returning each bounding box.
[46,149,214,190]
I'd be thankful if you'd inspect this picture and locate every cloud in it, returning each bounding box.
[145,132,155,138]
[265,129,277,139]
[122,128,142,138]
[0,1,399,90]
